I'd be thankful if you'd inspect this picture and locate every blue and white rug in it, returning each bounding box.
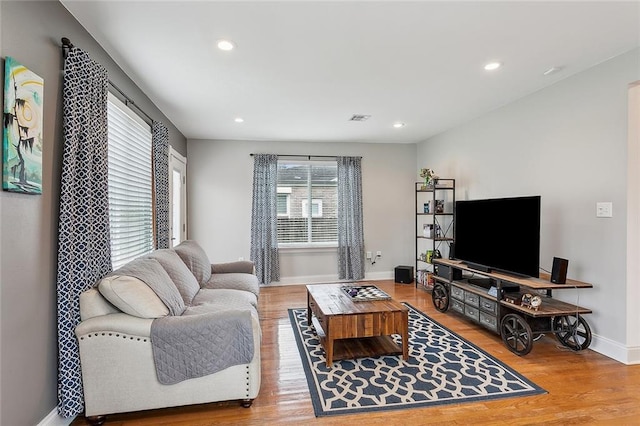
[288,303,546,416]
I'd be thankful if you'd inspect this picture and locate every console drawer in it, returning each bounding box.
[451,299,465,314]
[479,297,497,314]
[464,292,480,307]
[451,285,465,301]
[479,311,498,332]
[464,305,479,322]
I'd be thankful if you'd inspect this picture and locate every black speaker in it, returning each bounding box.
[551,257,568,284]
[394,265,414,284]
[449,243,456,260]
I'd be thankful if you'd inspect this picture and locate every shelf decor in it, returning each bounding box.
[3,56,44,194]
[419,167,437,189]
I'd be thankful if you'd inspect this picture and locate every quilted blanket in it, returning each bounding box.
[150,310,255,385]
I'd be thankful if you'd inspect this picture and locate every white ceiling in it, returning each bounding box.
[60,1,640,144]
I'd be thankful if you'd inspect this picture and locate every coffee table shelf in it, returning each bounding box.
[310,314,403,363]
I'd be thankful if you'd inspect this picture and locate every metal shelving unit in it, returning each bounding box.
[415,179,455,290]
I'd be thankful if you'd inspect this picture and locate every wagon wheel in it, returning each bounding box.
[500,313,534,356]
[431,283,449,312]
[552,315,592,351]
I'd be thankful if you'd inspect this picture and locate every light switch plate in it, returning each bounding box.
[596,202,613,218]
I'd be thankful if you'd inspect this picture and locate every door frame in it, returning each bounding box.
[169,147,187,246]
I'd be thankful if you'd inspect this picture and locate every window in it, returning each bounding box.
[301,199,323,217]
[277,187,291,217]
[107,93,154,269]
[277,160,337,245]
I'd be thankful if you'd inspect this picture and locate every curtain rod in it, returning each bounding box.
[250,154,362,160]
[61,37,155,126]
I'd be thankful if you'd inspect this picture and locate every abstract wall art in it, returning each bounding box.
[3,56,44,194]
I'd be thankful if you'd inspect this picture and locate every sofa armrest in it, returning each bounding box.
[211,260,255,275]
[75,313,153,339]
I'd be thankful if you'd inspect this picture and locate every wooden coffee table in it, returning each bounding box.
[306,283,409,366]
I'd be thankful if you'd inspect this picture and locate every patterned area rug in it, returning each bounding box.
[288,303,545,416]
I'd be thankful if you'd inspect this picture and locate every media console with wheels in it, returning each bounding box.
[431,258,593,356]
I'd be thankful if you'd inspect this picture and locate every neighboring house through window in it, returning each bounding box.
[107,92,154,269]
[277,187,291,217]
[277,160,337,246]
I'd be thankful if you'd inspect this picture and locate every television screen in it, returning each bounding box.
[454,196,541,278]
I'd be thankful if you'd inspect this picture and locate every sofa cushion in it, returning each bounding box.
[147,249,200,305]
[98,275,170,318]
[174,240,212,284]
[187,288,258,312]
[110,258,186,316]
[204,273,260,298]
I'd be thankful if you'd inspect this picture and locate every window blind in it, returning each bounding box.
[107,93,154,269]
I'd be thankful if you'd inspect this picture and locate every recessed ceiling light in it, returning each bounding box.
[234,117,244,123]
[484,62,502,71]
[217,39,235,51]
[393,122,405,128]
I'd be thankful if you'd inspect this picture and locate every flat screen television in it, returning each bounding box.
[454,195,541,278]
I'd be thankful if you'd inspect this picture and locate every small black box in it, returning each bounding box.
[436,264,462,280]
[394,265,414,284]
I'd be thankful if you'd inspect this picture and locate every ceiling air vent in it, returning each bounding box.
[349,114,371,122]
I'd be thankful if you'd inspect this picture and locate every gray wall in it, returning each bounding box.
[417,49,640,362]
[0,2,187,424]
[187,139,416,284]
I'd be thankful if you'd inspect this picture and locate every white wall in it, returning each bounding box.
[187,140,417,284]
[418,49,640,363]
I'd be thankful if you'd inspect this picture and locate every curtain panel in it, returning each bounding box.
[56,48,112,418]
[250,154,280,284]
[152,121,170,249]
[337,156,365,280]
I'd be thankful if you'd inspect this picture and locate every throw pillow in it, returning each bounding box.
[110,258,186,316]
[98,275,170,318]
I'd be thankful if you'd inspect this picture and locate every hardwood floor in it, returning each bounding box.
[72,281,640,425]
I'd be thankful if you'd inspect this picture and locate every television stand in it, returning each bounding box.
[431,258,593,356]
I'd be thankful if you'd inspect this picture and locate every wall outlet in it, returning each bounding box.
[238,256,244,261]
[376,251,382,257]
[596,202,613,218]
[366,251,372,259]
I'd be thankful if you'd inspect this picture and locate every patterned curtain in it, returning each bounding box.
[250,154,280,284]
[337,156,365,280]
[153,121,170,249]
[56,48,111,418]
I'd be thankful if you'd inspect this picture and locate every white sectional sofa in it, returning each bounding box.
[75,240,261,424]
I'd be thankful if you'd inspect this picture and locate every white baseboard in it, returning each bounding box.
[37,408,74,426]
[265,270,394,286]
[590,333,640,365]
[627,345,640,364]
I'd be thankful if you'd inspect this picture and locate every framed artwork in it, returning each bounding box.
[3,56,44,194]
